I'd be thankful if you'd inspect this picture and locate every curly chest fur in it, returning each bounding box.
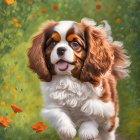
[41,75,103,108]
[41,75,115,128]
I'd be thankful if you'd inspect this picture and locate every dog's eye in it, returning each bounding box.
[49,41,57,46]
[70,41,80,49]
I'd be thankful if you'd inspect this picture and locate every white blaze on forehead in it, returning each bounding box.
[51,21,75,74]
[54,21,74,40]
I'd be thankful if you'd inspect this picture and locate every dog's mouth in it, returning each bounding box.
[55,60,74,71]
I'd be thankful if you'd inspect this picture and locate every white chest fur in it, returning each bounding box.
[40,75,114,122]
[40,75,102,108]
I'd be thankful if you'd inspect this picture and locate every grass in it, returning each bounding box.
[0,0,140,140]
[0,41,60,139]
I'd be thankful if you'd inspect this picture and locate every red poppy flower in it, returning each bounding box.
[52,5,58,10]
[40,8,46,13]
[96,4,101,10]
[31,122,46,133]
[0,116,10,127]
[11,104,23,113]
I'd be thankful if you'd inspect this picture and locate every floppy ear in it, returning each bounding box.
[80,25,113,86]
[27,21,57,81]
[28,31,52,82]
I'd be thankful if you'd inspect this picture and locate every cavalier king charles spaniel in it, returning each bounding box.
[27,18,130,140]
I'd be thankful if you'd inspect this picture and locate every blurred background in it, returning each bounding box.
[0,0,140,140]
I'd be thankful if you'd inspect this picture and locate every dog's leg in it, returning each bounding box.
[98,130,116,140]
[78,120,99,140]
[81,99,114,118]
[41,108,76,140]
[98,117,119,140]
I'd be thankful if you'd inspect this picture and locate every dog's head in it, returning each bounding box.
[28,19,130,86]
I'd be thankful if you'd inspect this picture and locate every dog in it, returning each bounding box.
[27,18,130,140]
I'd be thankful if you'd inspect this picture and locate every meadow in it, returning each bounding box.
[0,0,140,140]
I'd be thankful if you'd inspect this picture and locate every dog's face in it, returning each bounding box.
[28,19,113,86]
[43,21,86,76]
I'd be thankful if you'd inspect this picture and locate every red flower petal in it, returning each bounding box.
[0,116,10,127]
[96,4,101,10]
[31,122,46,134]
[52,5,58,10]
[11,104,23,113]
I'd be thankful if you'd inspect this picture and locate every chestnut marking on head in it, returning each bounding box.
[28,19,130,86]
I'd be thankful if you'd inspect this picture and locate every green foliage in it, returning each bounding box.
[0,0,140,140]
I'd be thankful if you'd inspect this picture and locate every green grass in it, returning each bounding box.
[0,41,61,139]
[0,0,140,140]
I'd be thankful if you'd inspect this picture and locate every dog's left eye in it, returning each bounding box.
[70,41,80,49]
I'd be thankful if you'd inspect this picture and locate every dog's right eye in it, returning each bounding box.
[49,41,57,47]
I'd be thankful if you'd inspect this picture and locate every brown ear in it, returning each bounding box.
[111,42,130,80]
[28,31,52,81]
[80,25,113,86]
[27,21,57,81]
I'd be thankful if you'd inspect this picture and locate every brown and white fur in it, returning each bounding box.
[27,18,130,140]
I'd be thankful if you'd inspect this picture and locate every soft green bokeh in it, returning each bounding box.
[0,0,140,140]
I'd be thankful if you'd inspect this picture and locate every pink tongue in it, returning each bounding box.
[56,61,68,70]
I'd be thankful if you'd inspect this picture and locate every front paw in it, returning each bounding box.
[81,99,114,117]
[57,124,76,140]
[78,121,99,140]
[81,99,103,116]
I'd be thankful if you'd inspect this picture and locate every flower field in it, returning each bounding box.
[0,0,140,140]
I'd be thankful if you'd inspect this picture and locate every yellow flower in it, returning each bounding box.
[6,105,10,109]
[29,107,32,111]
[10,67,14,71]
[12,51,17,56]
[129,111,134,116]
[12,86,16,92]
[108,9,113,13]
[3,86,8,91]
[15,23,21,27]
[4,0,15,5]
[11,94,15,98]
[6,70,10,74]
[0,101,5,106]
[138,107,140,113]
[133,120,139,127]
[115,18,121,24]
[5,79,9,82]
[12,88,16,92]
[28,0,32,5]
[16,75,21,80]
[23,95,27,99]
[10,113,15,118]
[12,18,18,23]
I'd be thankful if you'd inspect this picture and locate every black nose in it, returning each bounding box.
[57,47,66,56]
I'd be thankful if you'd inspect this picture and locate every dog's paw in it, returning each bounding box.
[81,99,114,117]
[57,124,76,140]
[81,99,103,116]
[78,121,99,140]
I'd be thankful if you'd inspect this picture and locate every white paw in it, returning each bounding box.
[79,121,99,140]
[103,102,115,117]
[81,99,114,117]
[81,99,103,116]
[57,124,76,140]
[98,130,115,140]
